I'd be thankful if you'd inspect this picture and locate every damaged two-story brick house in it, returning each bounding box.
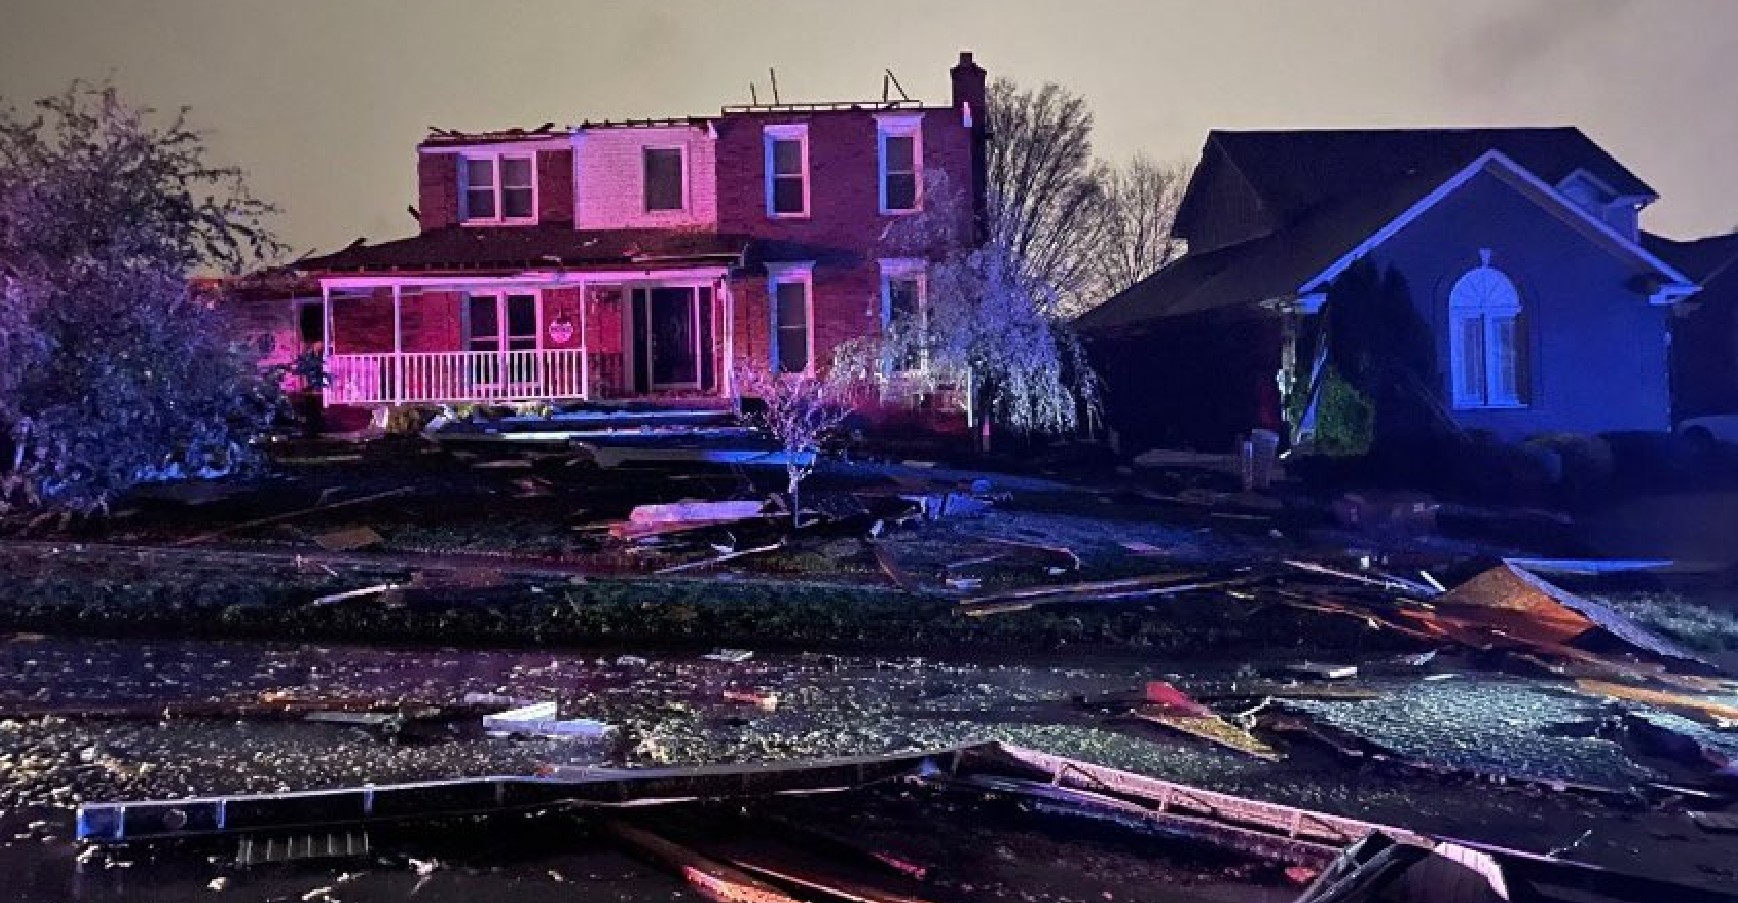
[275,52,987,429]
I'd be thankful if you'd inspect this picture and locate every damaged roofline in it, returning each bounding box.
[1297,149,1699,302]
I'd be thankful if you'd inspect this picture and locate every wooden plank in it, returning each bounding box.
[871,544,919,593]
[172,487,414,547]
[723,852,937,903]
[606,822,805,903]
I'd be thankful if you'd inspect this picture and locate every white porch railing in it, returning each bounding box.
[323,348,589,406]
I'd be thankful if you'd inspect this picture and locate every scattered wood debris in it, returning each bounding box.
[481,700,614,739]
[308,583,398,608]
[656,541,783,574]
[312,526,384,552]
[612,500,772,540]
[172,486,414,547]
[1574,680,1738,724]
[607,822,805,903]
[1126,681,1282,761]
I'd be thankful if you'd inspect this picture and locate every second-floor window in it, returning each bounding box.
[764,124,809,217]
[876,113,923,214]
[462,153,534,223]
[643,147,686,212]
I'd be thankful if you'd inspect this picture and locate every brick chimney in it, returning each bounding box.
[950,51,989,244]
[950,51,986,124]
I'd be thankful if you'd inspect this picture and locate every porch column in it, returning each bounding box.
[721,280,735,400]
[320,283,333,406]
[578,278,590,400]
[391,283,404,404]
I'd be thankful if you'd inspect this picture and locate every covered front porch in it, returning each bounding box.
[316,271,738,408]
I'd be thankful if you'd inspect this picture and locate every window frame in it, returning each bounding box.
[763,123,811,219]
[1448,256,1526,410]
[766,261,816,376]
[459,151,538,225]
[462,290,544,352]
[641,145,689,213]
[878,258,928,374]
[875,112,924,215]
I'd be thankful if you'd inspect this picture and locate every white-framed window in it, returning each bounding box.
[875,113,923,214]
[764,124,810,218]
[879,258,927,372]
[642,146,687,212]
[1449,252,1525,409]
[461,153,535,223]
[767,261,815,374]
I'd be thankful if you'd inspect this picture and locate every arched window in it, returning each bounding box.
[1448,253,1524,408]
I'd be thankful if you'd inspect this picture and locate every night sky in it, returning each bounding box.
[6,0,1736,259]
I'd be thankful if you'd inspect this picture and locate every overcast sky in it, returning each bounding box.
[6,0,1736,257]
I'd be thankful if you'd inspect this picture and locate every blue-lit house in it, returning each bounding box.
[1076,128,1700,453]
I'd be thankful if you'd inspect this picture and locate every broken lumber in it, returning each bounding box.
[720,851,937,903]
[1128,704,1282,761]
[656,541,783,575]
[308,582,398,608]
[871,544,920,593]
[311,526,384,552]
[978,536,1082,570]
[1283,560,1437,598]
[962,572,1208,606]
[1574,679,1738,723]
[960,576,1238,617]
[172,486,414,547]
[607,822,804,903]
[610,500,772,540]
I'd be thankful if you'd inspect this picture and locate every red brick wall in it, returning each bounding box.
[418,154,459,231]
[329,289,394,354]
[715,107,975,374]
[586,285,626,396]
[538,149,574,224]
[543,287,583,349]
[731,280,771,373]
[714,108,974,251]
[402,291,461,353]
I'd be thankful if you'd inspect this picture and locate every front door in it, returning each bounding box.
[629,286,714,392]
[649,287,699,388]
[466,292,538,390]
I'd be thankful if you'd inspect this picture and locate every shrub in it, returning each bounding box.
[1312,367,1373,457]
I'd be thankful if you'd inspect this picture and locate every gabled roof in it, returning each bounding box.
[294,226,751,275]
[1079,147,1691,337]
[1190,127,1655,227]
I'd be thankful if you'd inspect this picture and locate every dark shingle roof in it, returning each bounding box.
[1082,127,1663,336]
[1640,231,1738,284]
[295,227,751,274]
[1078,169,1446,334]
[1206,127,1654,224]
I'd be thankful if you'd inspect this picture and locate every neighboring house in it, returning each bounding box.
[1075,128,1700,454]
[1641,230,1738,422]
[283,53,987,426]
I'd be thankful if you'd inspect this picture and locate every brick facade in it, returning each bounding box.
[537,149,574,224]
[416,154,459,230]
[323,53,986,429]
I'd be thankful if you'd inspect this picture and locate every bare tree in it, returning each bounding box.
[984,78,1106,317]
[1091,155,1192,305]
[733,364,856,528]
[844,170,1098,437]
